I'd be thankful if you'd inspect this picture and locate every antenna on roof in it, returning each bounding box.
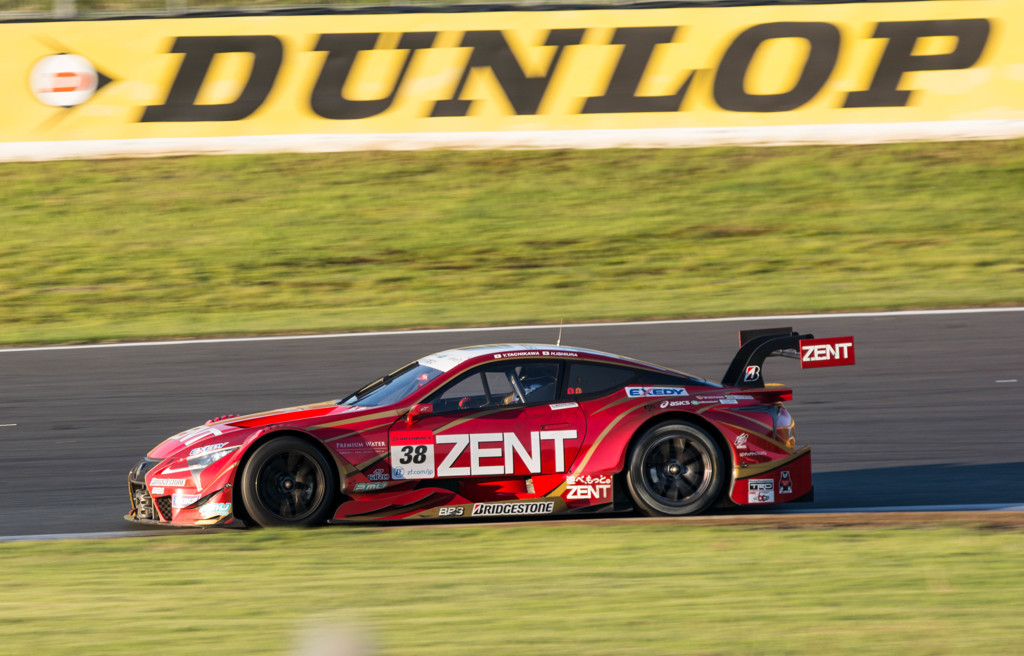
[556,319,563,347]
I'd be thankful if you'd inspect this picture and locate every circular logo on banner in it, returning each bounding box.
[30,54,99,107]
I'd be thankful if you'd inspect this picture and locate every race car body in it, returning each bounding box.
[126,329,854,527]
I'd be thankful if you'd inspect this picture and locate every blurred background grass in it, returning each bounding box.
[2,524,1023,655]
[2,142,1022,345]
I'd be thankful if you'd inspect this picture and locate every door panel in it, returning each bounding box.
[390,403,586,481]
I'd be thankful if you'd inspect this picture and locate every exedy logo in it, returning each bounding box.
[626,386,689,398]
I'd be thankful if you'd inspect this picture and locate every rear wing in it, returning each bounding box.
[721,327,855,388]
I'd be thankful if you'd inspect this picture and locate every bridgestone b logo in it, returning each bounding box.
[472,501,555,517]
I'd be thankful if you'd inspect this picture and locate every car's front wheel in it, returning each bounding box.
[626,421,725,516]
[239,436,336,527]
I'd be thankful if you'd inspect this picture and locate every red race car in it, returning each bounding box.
[126,328,854,527]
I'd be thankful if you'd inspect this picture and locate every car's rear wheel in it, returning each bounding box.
[239,436,335,527]
[626,421,725,516]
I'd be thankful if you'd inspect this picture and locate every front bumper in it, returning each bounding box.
[125,457,238,527]
[127,457,167,522]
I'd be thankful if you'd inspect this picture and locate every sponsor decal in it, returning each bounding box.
[549,402,579,411]
[695,395,741,405]
[436,430,578,477]
[799,337,856,368]
[151,487,165,495]
[171,490,201,508]
[367,467,389,481]
[78,19,993,124]
[471,501,555,517]
[734,433,768,456]
[189,442,227,456]
[625,386,689,398]
[779,470,793,494]
[438,506,465,517]
[172,425,224,447]
[386,430,581,480]
[2,9,1015,158]
[392,466,434,479]
[199,502,232,518]
[150,478,186,487]
[390,431,435,480]
[496,351,542,359]
[743,365,761,382]
[353,482,388,492]
[659,400,692,408]
[565,474,613,500]
[418,351,473,372]
[29,54,101,107]
[748,479,775,504]
[332,436,387,463]
[335,436,386,449]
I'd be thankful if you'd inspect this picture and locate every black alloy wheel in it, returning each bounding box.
[239,436,336,527]
[626,422,725,516]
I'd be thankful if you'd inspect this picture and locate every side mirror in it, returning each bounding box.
[406,403,433,427]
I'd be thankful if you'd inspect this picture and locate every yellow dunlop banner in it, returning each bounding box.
[1,0,1022,159]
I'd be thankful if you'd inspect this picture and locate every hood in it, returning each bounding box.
[146,401,353,460]
[226,400,341,428]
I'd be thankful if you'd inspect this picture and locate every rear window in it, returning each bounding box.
[564,362,637,397]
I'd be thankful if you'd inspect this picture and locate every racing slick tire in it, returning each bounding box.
[239,436,336,528]
[626,421,725,517]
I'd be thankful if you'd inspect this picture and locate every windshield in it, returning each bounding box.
[338,363,444,408]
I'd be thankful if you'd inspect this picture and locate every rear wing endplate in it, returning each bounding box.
[721,327,855,388]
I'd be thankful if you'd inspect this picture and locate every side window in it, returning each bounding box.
[430,362,559,411]
[438,373,488,411]
[565,362,637,398]
[511,362,559,404]
[430,365,517,412]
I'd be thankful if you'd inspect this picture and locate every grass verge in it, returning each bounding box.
[2,523,1023,655]
[2,141,1022,345]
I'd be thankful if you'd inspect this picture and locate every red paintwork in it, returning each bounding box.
[128,342,834,526]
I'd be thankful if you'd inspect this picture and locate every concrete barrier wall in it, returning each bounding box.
[2,0,1022,161]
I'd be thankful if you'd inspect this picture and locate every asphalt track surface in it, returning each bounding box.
[1,309,1021,539]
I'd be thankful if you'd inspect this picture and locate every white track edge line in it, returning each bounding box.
[2,307,1021,354]
[0,530,180,542]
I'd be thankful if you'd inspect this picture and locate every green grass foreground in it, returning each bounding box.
[2,141,1023,345]
[2,524,1023,655]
